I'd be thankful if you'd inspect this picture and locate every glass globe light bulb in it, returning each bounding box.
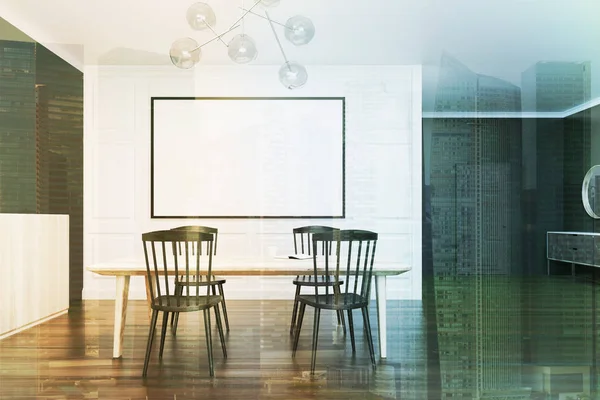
[260,0,280,7]
[278,61,308,89]
[186,2,216,30]
[284,15,315,46]
[169,38,201,69]
[227,34,258,64]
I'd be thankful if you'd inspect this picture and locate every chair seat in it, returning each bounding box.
[175,275,226,286]
[151,295,222,312]
[292,274,343,287]
[296,293,368,310]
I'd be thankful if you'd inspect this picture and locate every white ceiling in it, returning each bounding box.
[0,0,599,110]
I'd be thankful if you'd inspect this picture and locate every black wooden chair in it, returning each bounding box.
[292,230,378,374]
[142,229,227,378]
[169,226,230,333]
[290,226,346,335]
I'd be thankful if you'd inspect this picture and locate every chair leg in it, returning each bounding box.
[310,308,321,375]
[336,310,345,328]
[211,285,227,333]
[333,286,346,334]
[203,309,215,377]
[170,295,177,325]
[217,283,230,331]
[347,309,356,353]
[172,311,180,335]
[292,302,306,356]
[290,285,301,335]
[171,285,182,334]
[142,309,159,377]
[213,303,227,358]
[339,311,347,334]
[361,306,377,369]
[158,312,169,359]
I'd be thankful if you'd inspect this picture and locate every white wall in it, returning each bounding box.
[83,64,422,301]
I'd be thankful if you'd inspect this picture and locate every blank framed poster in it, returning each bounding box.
[151,97,345,218]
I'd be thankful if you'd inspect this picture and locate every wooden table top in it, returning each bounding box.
[87,257,411,277]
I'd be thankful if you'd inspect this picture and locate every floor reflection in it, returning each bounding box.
[426,275,598,400]
[2,277,599,399]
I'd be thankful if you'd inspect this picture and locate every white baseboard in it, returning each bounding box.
[0,309,69,340]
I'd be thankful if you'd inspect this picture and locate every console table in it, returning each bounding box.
[546,231,600,275]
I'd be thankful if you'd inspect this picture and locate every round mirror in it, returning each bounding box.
[582,165,600,218]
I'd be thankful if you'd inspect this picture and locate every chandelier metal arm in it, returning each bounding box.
[228,0,263,32]
[192,24,241,51]
[204,22,228,47]
[238,7,290,29]
[265,11,291,71]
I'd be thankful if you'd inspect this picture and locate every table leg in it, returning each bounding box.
[145,276,156,321]
[113,275,130,359]
[375,275,387,359]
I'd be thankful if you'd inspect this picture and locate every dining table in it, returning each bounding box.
[87,256,410,360]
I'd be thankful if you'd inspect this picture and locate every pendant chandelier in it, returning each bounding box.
[169,0,316,90]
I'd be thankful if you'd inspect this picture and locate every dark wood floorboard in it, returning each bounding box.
[4,276,597,399]
[0,299,424,399]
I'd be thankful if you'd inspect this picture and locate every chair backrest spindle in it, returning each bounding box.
[293,225,338,256]
[142,230,215,307]
[311,230,378,307]
[171,225,218,256]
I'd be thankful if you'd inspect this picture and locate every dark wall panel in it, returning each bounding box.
[0,38,83,304]
[35,44,84,304]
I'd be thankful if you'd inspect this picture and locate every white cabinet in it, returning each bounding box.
[0,214,69,339]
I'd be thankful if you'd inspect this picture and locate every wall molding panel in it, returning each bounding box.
[83,65,422,301]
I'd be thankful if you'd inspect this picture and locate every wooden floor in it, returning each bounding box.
[0,299,422,399]
[2,275,599,399]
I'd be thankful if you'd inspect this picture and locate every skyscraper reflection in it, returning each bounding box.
[424,53,595,399]
[427,53,527,399]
